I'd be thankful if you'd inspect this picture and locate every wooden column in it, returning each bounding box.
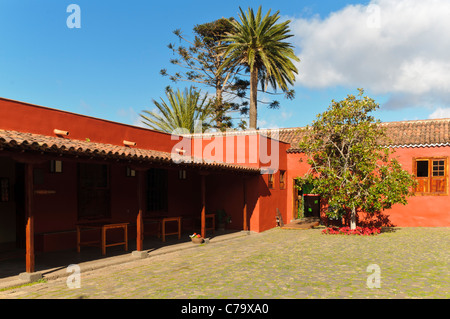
[200,173,206,239]
[25,163,35,273]
[243,177,248,231]
[136,169,145,251]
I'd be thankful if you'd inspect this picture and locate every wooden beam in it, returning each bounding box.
[25,163,35,273]
[136,169,145,251]
[243,177,248,231]
[201,174,206,239]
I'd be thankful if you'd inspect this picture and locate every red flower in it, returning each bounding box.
[322,226,380,236]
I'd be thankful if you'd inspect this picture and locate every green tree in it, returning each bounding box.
[219,6,300,129]
[140,87,215,133]
[295,89,417,229]
[160,18,249,130]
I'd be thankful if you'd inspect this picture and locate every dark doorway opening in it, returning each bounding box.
[15,162,26,249]
[303,195,320,218]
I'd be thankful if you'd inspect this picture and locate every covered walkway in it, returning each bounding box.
[0,230,250,290]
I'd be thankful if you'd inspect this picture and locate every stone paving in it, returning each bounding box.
[0,227,448,299]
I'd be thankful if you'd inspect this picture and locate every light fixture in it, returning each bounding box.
[53,129,69,136]
[126,167,136,177]
[178,169,186,180]
[123,140,136,147]
[50,160,63,173]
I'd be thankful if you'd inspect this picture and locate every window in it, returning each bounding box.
[0,178,9,202]
[126,167,136,177]
[178,169,187,180]
[50,160,63,173]
[413,157,448,195]
[267,174,274,189]
[147,168,168,212]
[78,163,110,219]
[279,170,286,189]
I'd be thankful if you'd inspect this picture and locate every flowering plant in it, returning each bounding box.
[189,233,202,239]
[322,226,381,236]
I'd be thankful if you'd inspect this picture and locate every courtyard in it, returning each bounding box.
[0,227,448,299]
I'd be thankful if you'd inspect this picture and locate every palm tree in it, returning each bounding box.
[219,6,300,129]
[140,87,215,133]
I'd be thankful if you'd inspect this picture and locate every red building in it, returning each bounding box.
[0,97,449,276]
[280,120,450,227]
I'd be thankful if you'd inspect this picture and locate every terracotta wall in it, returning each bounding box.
[385,147,450,227]
[0,98,179,153]
[185,133,290,233]
[286,152,309,222]
[285,147,450,227]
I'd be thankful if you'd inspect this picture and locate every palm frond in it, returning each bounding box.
[140,86,215,133]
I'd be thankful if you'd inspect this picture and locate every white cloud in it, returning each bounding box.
[429,107,450,119]
[291,0,450,109]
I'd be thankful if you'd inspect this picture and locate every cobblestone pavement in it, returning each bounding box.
[1,227,448,299]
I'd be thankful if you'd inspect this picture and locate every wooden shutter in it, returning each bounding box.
[413,157,448,195]
[413,159,430,193]
[430,158,447,194]
[268,174,274,189]
[279,170,286,189]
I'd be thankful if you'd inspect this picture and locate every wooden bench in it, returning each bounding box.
[144,216,181,242]
[35,229,77,252]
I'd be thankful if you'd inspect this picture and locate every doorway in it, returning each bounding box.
[293,181,321,219]
[78,163,110,220]
[303,195,320,218]
[15,162,26,249]
[0,158,25,253]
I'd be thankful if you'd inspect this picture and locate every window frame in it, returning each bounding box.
[77,163,111,220]
[412,157,448,196]
[147,168,169,213]
[279,170,286,190]
[267,174,274,189]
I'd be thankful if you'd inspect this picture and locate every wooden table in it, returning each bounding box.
[144,216,181,242]
[76,221,129,255]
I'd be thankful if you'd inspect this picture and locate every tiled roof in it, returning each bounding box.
[0,129,260,173]
[381,118,450,147]
[277,118,450,152]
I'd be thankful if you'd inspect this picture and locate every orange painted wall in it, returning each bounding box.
[0,97,179,153]
[286,152,309,222]
[386,147,450,227]
[184,133,290,233]
[253,139,289,232]
[285,146,450,227]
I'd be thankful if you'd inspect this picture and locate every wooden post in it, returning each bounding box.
[101,227,106,256]
[201,174,206,239]
[136,169,144,251]
[25,163,34,273]
[243,177,248,231]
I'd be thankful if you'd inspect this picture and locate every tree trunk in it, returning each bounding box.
[249,66,258,129]
[350,207,357,230]
[215,87,224,130]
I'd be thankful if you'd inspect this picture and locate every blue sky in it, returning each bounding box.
[1,0,449,130]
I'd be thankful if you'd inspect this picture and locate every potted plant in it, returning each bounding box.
[215,209,231,231]
[189,233,204,244]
